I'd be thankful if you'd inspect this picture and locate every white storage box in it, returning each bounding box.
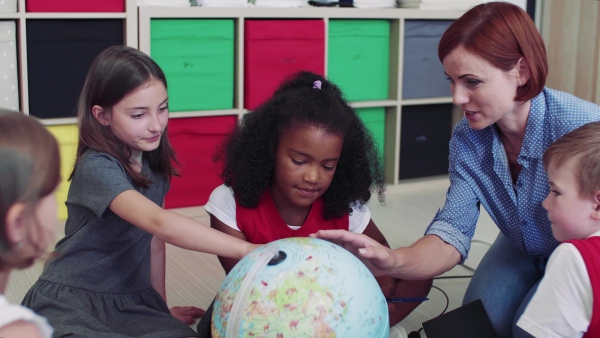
[0,21,18,111]
[0,0,17,13]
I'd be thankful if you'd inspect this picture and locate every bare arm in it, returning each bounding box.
[109,190,259,259]
[209,214,249,275]
[312,230,461,280]
[0,320,44,338]
[150,236,167,300]
[393,235,461,279]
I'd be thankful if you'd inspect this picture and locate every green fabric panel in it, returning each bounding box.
[328,20,390,102]
[356,107,385,159]
[151,19,235,111]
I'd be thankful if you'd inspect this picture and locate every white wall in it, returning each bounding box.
[490,0,527,10]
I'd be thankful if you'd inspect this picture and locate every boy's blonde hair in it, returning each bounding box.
[543,121,600,198]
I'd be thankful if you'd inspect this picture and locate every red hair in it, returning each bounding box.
[438,2,547,102]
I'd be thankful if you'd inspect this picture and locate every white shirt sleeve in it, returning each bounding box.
[517,243,592,338]
[204,185,371,234]
[0,295,53,338]
[203,184,240,231]
[349,203,371,234]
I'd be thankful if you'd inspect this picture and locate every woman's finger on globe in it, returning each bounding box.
[315,230,371,248]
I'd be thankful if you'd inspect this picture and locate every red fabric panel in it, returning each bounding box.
[244,20,325,110]
[26,0,124,12]
[165,116,237,209]
[566,237,600,337]
[236,189,349,245]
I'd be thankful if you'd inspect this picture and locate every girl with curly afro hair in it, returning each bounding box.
[196,71,433,335]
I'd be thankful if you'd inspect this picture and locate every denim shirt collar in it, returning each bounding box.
[519,90,547,160]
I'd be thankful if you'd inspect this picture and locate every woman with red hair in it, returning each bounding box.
[313,2,600,337]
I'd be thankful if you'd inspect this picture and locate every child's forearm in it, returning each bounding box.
[155,210,257,259]
[150,236,167,300]
[110,190,258,259]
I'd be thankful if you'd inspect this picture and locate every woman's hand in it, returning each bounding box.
[310,229,398,276]
[170,305,205,324]
[313,231,460,280]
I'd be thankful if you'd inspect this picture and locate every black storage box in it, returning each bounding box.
[399,104,453,179]
[27,19,123,119]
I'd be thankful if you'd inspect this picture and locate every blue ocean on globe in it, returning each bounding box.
[211,237,389,338]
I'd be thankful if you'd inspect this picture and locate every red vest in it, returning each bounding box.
[235,189,349,244]
[566,237,600,337]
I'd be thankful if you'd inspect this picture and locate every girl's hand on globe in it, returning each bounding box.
[246,243,262,255]
[310,230,397,276]
[170,305,205,324]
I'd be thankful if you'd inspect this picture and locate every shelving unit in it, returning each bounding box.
[138,6,464,192]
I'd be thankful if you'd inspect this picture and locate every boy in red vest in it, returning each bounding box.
[517,121,600,337]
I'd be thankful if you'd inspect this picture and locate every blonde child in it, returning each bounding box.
[0,110,59,338]
[517,121,600,337]
[22,46,258,337]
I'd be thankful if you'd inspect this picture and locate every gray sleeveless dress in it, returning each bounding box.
[22,151,198,338]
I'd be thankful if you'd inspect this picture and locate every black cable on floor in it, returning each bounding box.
[407,275,474,337]
[407,239,492,337]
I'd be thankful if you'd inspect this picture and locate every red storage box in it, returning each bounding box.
[244,20,325,110]
[26,0,124,12]
[165,116,237,209]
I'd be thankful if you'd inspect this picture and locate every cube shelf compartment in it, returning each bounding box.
[328,19,390,102]
[165,115,237,209]
[151,19,235,112]
[27,19,124,119]
[244,19,325,110]
[399,104,454,180]
[403,19,454,99]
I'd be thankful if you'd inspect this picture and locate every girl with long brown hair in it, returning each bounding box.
[22,46,258,337]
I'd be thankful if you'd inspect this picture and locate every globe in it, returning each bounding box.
[211,237,389,338]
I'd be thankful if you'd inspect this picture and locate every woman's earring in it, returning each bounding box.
[518,81,522,86]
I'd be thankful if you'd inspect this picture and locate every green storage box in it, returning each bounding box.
[328,20,390,102]
[151,19,235,112]
[356,107,385,160]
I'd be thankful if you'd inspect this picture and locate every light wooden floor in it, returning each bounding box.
[6,177,499,337]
